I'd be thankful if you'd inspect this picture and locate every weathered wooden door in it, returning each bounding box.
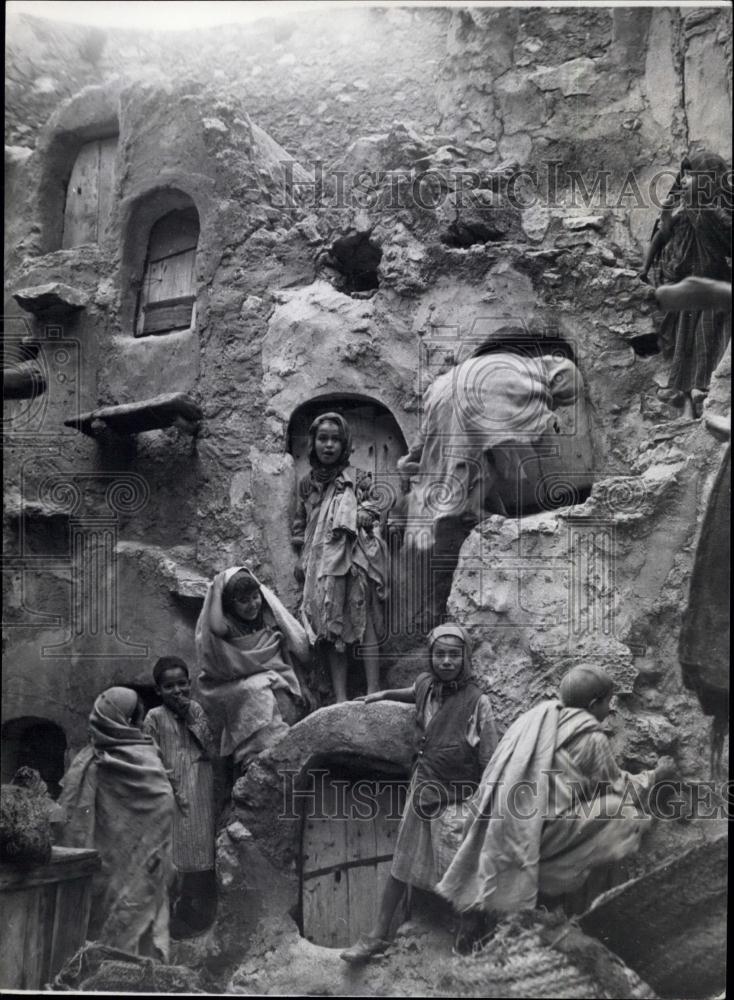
[136,207,199,337]
[289,400,408,503]
[300,776,406,947]
[62,136,117,248]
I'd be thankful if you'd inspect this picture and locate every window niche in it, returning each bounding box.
[37,120,119,253]
[121,189,201,339]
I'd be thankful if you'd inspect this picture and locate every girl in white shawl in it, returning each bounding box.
[195,567,310,775]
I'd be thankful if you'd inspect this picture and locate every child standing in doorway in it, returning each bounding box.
[292,411,388,703]
[144,656,217,937]
[340,624,498,962]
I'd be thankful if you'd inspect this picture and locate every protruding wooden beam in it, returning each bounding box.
[63,392,202,437]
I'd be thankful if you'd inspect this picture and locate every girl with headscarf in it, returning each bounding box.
[640,149,731,417]
[57,687,175,960]
[436,666,676,935]
[195,567,310,774]
[340,624,498,963]
[292,411,388,703]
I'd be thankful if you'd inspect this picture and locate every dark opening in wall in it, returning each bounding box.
[324,233,382,294]
[1,717,67,799]
[440,220,507,248]
[629,333,661,357]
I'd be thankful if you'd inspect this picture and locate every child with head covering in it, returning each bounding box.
[292,411,388,703]
[143,656,217,936]
[436,665,676,930]
[340,624,498,963]
[57,687,175,960]
[195,566,310,775]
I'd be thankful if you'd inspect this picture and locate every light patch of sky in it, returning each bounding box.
[6,1,332,32]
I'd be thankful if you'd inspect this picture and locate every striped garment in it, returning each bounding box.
[143,701,216,873]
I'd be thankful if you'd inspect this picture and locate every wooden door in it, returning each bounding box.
[136,208,199,337]
[289,402,408,511]
[62,137,117,249]
[300,776,406,947]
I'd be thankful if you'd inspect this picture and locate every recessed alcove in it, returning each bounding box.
[37,119,119,253]
[1,717,67,799]
[287,394,408,509]
[298,758,408,948]
[323,233,382,294]
[120,188,202,338]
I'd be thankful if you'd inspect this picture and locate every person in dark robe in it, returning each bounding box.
[641,150,731,417]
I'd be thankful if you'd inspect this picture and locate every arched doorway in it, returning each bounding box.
[299,760,408,948]
[1,717,67,798]
[287,394,408,497]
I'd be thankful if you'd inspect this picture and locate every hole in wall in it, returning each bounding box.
[629,333,660,357]
[323,233,382,294]
[1,717,67,799]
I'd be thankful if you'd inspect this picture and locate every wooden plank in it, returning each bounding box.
[62,141,100,249]
[0,848,100,891]
[49,877,91,980]
[147,210,199,260]
[96,136,117,241]
[142,297,195,335]
[0,889,29,989]
[345,784,379,943]
[301,779,350,947]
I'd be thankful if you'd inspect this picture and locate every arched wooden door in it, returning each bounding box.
[288,397,408,512]
[300,773,407,947]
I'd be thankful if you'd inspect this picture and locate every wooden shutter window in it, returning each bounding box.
[136,207,199,337]
[61,136,118,249]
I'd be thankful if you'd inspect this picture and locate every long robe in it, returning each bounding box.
[58,688,175,959]
[655,205,731,394]
[195,568,307,765]
[437,701,653,913]
[143,702,216,873]
[294,467,387,647]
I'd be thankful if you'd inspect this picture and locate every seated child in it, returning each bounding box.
[437,665,676,925]
[195,567,310,774]
[340,624,498,963]
[143,656,217,937]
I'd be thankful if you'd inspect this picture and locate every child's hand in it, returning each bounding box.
[176,792,190,815]
[363,691,385,704]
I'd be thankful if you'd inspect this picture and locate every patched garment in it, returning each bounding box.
[143,702,216,873]
[293,466,387,646]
